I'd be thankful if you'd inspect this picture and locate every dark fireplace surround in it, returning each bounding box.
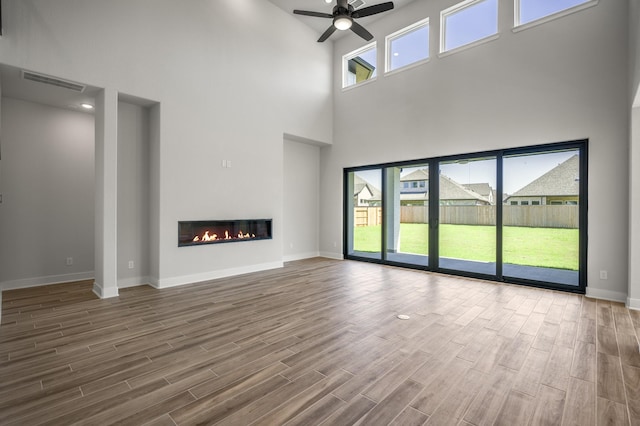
[178,219,272,247]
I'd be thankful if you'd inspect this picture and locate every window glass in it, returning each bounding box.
[386,19,430,72]
[441,0,498,53]
[517,0,591,26]
[343,43,377,88]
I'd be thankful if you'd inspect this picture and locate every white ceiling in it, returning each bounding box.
[0,64,100,113]
[267,0,418,41]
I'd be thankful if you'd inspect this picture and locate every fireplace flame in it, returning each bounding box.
[191,230,257,243]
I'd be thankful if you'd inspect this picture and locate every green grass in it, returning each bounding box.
[353,223,578,270]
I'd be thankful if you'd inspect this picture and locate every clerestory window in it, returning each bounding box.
[441,0,498,54]
[385,18,430,74]
[343,42,377,89]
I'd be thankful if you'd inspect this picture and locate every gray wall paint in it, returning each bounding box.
[117,101,150,285]
[283,139,320,260]
[0,1,333,287]
[630,107,640,307]
[322,0,629,300]
[0,98,95,287]
[631,1,640,307]
[631,0,640,105]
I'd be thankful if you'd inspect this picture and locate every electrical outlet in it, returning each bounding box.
[66,257,73,266]
[128,260,134,269]
[600,270,608,280]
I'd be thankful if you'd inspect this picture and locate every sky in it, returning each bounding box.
[519,0,590,24]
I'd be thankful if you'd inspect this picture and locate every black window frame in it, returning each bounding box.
[343,140,588,294]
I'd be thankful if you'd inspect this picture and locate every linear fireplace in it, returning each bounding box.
[178,219,272,247]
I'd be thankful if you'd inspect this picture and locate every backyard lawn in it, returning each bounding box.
[353,223,579,270]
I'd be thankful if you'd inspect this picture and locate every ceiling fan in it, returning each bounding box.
[294,0,394,43]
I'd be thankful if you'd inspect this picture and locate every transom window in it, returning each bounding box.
[516,0,596,27]
[441,0,498,54]
[385,18,430,73]
[343,42,377,89]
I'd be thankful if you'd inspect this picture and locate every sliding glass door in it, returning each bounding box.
[502,149,582,286]
[344,141,586,293]
[438,157,497,276]
[347,169,383,260]
[384,165,430,266]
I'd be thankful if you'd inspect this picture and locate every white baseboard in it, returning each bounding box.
[319,251,344,260]
[627,297,640,311]
[586,287,627,303]
[92,282,119,299]
[283,252,320,262]
[0,271,94,291]
[154,261,284,289]
[148,276,160,289]
[118,276,152,289]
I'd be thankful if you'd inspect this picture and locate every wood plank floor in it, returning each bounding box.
[1,258,640,425]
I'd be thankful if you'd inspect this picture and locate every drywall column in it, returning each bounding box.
[385,168,401,253]
[0,76,3,321]
[629,106,640,309]
[93,88,119,298]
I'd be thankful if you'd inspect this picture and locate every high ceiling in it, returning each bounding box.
[267,0,418,40]
[1,2,417,111]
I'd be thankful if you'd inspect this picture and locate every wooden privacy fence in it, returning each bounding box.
[355,205,579,229]
[354,207,383,227]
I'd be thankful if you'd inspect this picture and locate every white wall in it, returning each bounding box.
[630,1,640,308]
[0,1,333,289]
[631,0,640,105]
[321,0,630,300]
[630,107,640,308]
[0,98,95,289]
[283,139,320,261]
[117,101,150,287]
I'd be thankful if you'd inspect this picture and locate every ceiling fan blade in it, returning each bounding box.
[350,21,374,41]
[293,10,334,18]
[318,25,338,42]
[352,2,394,18]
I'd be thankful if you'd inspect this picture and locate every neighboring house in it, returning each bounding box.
[505,155,580,206]
[399,169,429,206]
[463,183,496,204]
[347,56,376,85]
[354,175,381,206]
[399,169,492,206]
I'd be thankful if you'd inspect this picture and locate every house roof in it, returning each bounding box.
[440,175,491,203]
[398,169,491,203]
[401,169,430,182]
[354,175,382,200]
[508,154,579,198]
[463,183,493,198]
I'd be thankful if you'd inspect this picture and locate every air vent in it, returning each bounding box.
[349,0,366,10]
[22,71,86,93]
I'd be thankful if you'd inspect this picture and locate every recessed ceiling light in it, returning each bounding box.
[393,52,400,57]
[325,0,332,3]
[80,103,94,110]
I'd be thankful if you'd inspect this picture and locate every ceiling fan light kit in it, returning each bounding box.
[334,16,353,30]
[293,0,394,42]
